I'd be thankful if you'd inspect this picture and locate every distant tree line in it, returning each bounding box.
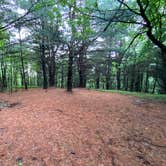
[0,0,165,93]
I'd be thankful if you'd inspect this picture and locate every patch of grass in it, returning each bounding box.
[99,89,166,102]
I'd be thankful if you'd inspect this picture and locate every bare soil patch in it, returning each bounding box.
[0,101,20,110]
[0,88,165,166]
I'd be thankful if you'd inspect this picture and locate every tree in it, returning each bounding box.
[0,0,165,94]
[115,0,166,91]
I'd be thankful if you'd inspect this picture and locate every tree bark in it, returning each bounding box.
[48,55,55,87]
[144,70,149,93]
[134,69,142,92]
[117,66,121,90]
[78,59,86,88]
[67,1,76,92]
[40,43,48,89]
[105,55,112,90]
[96,76,100,89]
[77,44,87,88]
[61,64,64,88]
[78,54,86,88]
[1,60,7,90]
[130,65,135,91]
[95,67,100,89]
[152,78,157,94]
[19,27,28,90]
[67,47,74,92]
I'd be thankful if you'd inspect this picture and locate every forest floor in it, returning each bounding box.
[0,88,166,166]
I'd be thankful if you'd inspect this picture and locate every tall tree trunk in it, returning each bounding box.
[67,0,76,92]
[48,56,55,87]
[67,50,73,92]
[115,52,123,90]
[78,47,87,88]
[48,46,57,87]
[106,69,111,90]
[125,76,129,91]
[9,56,13,93]
[19,27,28,90]
[96,76,100,89]
[37,71,42,87]
[78,60,86,88]
[134,68,141,92]
[79,69,84,87]
[41,43,48,89]
[1,60,7,90]
[123,68,128,91]
[152,78,157,94]
[116,66,121,90]
[161,53,166,92]
[140,72,143,91]
[144,70,149,93]
[78,55,85,88]
[105,55,112,90]
[61,64,64,88]
[40,18,48,90]
[95,67,100,89]
[130,65,135,91]
[106,76,110,90]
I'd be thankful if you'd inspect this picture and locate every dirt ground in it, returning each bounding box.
[0,88,165,166]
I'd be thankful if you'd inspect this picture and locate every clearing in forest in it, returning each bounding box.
[0,89,166,166]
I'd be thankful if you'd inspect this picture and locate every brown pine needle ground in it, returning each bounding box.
[0,88,165,166]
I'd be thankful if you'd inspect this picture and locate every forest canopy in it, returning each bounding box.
[0,0,166,93]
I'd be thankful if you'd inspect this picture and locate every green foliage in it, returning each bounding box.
[0,40,5,48]
[99,90,166,102]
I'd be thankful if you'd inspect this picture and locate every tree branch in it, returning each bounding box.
[117,0,140,15]
[123,31,146,55]
[103,2,123,32]
[0,2,39,31]
[136,0,166,53]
